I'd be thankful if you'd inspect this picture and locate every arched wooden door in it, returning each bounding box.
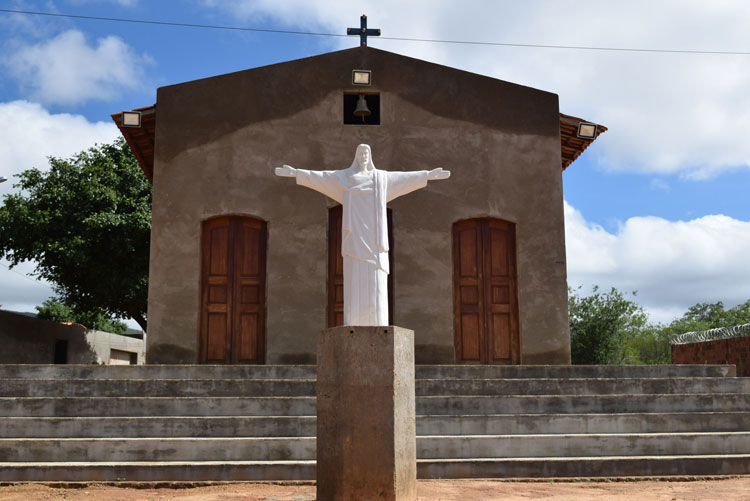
[453,218,520,364]
[199,215,267,364]
[327,205,394,327]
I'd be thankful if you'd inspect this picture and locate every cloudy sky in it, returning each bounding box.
[1,0,749,326]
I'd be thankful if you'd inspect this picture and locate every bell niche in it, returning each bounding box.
[343,92,380,125]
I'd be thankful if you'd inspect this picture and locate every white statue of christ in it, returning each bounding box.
[275,144,450,326]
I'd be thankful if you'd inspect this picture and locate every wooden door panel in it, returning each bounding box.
[460,314,481,361]
[490,313,511,360]
[201,217,233,363]
[458,228,479,278]
[485,221,518,364]
[491,285,510,305]
[460,286,479,305]
[206,313,228,361]
[237,312,259,361]
[452,220,485,364]
[238,223,261,276]
[488,228,509,277]
[208,285,227,304]
[200,216,266,364]
[232,219,265,364]
[327,206,344,328]
[208,226,229,275]
[454,218,519,364]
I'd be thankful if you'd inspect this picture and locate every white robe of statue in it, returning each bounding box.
[275,144,450,326]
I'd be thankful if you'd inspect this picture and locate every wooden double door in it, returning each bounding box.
[199,216,266,364]
[197,213,518,365]
[453,218,520,364]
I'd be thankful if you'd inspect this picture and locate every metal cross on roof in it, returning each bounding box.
[347,14,380,47]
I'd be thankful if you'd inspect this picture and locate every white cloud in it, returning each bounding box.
[0,259,55,315]
[0,100,121,313]
[0,100,119,197]
[565,201,750,323]
[202,0,750,178]
[3,29,153,105]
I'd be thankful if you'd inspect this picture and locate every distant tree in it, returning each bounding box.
[624,324,672,365]
[568,286,648,364]
[0,138,150,331]
[36,297,128,334]
[568,286,750,365]
[623,299,750,365]
[656,299,750,341]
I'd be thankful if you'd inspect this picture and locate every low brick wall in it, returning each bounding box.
[672,336,750,376]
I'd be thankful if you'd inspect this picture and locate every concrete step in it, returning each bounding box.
[417,394,750,415]
[2,454,750,481]
[0,378,317,398]
[416,365,738,379]
[417,431,750,459]
[5,432,749,462]
[0,461,317,482]
[0,437,317,462]
[419,377,750,396]
[417,455,750,478]
[4,393,750,418]
[0,416,317,438]
[0,397,316,417]
[4,411,750,438]
[0,364,736,380]
[4,377,748,398]
[0,365,317,380]
[418,411,750,436]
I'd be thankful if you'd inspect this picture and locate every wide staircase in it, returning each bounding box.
[1,364,749,481]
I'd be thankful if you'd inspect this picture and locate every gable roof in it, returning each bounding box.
[112,106,604,183]
[111,46,605,182]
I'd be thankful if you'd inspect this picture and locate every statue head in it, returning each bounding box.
[351,144,374,172]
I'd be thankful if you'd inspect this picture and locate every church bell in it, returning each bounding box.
[353,94,371,122]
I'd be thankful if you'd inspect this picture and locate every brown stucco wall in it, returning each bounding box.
[147,46,571,364]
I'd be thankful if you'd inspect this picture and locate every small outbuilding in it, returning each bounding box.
[0,309,145,364]
[114,46,605,365]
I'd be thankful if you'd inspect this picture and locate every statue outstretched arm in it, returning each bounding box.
[386,168,451,203]
[278,166,345,205]
[428,167,450,180]
[275,165,297,177]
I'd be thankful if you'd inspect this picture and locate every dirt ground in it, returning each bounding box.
[1,478,750,501]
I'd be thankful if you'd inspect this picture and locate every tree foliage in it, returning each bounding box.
[569,286,750,365]
[0,138,151,330]
[36,297,128,334]
[569,286,648,364]
[636,300,750,364]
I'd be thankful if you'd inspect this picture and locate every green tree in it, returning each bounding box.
[36,297,128,334]
[569,286,648,364]
[624,324,672,365]
[630,300,750,365]
[0,138,150,331]
[656,299,750,341]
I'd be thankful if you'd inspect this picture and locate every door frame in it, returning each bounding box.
[198,214,267,364]
[452,217,521,364]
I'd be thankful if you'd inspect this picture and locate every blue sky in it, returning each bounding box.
[1,0,750,326]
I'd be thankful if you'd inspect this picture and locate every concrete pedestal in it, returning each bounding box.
[316,326,416,501]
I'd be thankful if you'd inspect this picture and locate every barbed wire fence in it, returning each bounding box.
[670,323,750,345]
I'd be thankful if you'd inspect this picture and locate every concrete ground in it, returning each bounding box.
[1,478,750,500]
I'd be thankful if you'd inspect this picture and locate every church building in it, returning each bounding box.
[113,46,605,365]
